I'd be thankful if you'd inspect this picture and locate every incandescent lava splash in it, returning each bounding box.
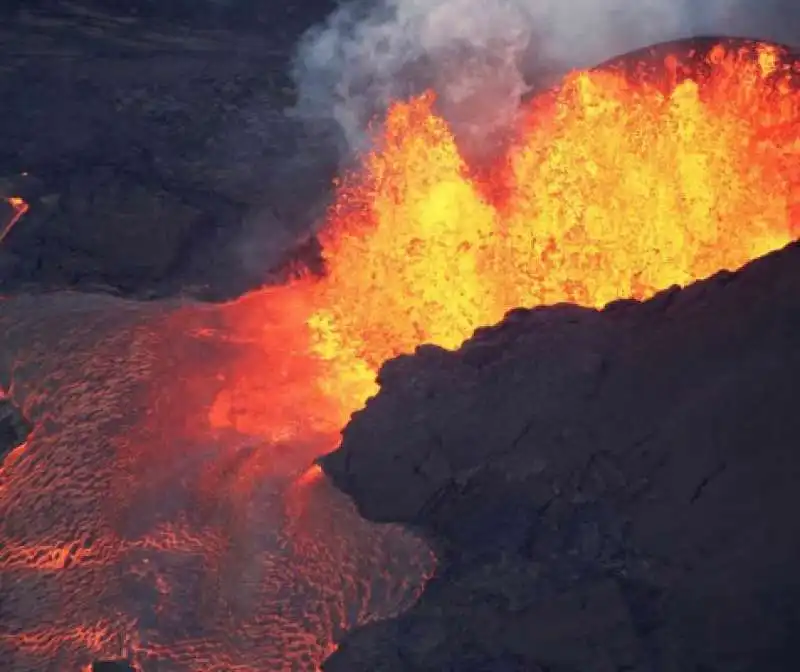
[214,39,800,439]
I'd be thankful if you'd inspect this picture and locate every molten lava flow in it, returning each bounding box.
[0,295,432,672]
[215,42,800,437]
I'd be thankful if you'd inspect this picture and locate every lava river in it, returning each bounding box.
[1,39,799,671]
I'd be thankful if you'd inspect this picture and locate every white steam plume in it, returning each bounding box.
[289,0,798,161]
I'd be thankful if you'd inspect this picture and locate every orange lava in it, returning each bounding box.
[0,295,433,671]
[214,42,800,438]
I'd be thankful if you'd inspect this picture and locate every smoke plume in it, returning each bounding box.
[289,0,796,161]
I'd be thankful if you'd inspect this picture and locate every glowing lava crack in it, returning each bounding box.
[1,38,799,672]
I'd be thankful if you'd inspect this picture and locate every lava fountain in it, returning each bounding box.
[1,38,799,672]
[214,38,800,439]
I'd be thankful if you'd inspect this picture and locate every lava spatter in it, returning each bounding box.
[216,40,800,438]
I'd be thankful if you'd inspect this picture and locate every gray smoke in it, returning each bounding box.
[289,0,798,161]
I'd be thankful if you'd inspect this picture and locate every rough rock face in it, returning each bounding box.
[0,395,31,462]
[91,661,135,672]
[321,241,800,671]
[0,1,337,298]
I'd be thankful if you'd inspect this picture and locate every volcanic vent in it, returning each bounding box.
[0,36,799,672]
[215,37,800,438]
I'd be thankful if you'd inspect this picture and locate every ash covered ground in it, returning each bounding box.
[0,0,340,299]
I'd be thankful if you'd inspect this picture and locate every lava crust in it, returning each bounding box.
[321,241,800,671]
[0,293,432,671]
[589,35,800,83]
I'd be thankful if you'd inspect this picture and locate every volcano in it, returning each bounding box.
[1,34,800,671]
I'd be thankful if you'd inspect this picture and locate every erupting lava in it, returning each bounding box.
[214,40,800,439]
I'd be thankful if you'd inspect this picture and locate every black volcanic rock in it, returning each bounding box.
[91,661,136,672]
[321,241,800,671]
[0,1,339,299]
[0,396,30,462]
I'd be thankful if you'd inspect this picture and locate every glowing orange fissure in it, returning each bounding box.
[1,195,28,244]
[212,43,800,439]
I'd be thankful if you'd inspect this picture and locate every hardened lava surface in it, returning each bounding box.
[0,292,433,671]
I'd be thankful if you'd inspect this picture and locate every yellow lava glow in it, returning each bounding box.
[212,42,800,437]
